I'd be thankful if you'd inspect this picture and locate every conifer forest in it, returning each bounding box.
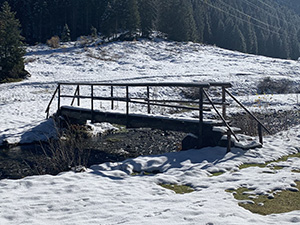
[2,0,300,60]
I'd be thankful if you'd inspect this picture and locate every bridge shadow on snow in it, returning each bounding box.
[89,147,247,179]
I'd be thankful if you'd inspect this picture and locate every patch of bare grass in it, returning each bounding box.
[226,181,300,215]
[159,184,194,194]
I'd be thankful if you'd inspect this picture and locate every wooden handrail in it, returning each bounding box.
[203,90,239,142]
[46,81,272,150]
[70,85,80,106]
[225,89,271,134]
[45,86,59,119]
[58,81,211,88]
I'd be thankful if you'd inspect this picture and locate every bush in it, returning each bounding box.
[47,36,60,48]
[257,77,292,94]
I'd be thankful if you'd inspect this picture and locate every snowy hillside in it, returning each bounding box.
[1,39,300,145]
[1,40,300,224]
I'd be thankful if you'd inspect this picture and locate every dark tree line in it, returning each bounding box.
[1,0,300,59]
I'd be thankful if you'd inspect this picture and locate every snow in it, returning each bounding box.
[1,40,300,224]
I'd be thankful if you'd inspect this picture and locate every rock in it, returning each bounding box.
[181,133,198,151]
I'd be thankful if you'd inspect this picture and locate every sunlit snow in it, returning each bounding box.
[1,40,300,224]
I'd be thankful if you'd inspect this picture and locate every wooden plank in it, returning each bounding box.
[58,81,211,88]
[59,106,213,134]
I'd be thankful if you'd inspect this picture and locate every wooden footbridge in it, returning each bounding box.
[45,81,270,152]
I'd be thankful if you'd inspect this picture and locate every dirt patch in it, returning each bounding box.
[230,109,300,136]
[0,128,186,180]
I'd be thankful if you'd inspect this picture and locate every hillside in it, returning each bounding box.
[1,39,300,146]
[1,40,300,224]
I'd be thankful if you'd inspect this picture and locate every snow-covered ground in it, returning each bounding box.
[1,40,300,224]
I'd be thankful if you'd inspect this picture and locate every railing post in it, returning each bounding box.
[198,87,204,148]
[126,85,129,126]
[58,84,61,110]
[222,86,226,119]
[227,129,231,153]
[258,123,263,144]
[147,86,150,114]
[71,85,80,106]
[77,85,80,106]
[111,85,114,110]
[91,84,94,123]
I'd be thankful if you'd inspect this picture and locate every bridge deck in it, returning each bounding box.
[59,106,225,134]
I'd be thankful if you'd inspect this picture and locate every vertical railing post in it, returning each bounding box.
[77,85,80,106]
[147,86,150,114]
[222,86,226,119]
[58,84,61,110]
[126,85,129,126]
[198,87,204,148]
[227,129,231,153]
[258,123,263,144]
[91,84,94,123]
[111,85,114,110]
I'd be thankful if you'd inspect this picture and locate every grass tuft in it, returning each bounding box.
[209,171,225,177]
[226,181,300,215]
[239,152,300,170]
[159,184,194,194]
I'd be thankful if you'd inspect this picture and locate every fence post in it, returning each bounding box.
[126,85,129,126]
[91,84,94,123]
[198,87,203,148]
[147,86,150,114]
[222,86,226,119]
[58,84,61,110]
[258,123,263,144]
[77,85,80,106]
[111,85,114,110]
[227,129,231,153]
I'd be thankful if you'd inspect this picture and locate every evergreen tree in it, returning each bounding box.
[138,0,158,38]
[245,21,258,54]
[61,23,71,42]
[0,1,27,82]
[124,0,140,36]
[91,26,97,39]
[192,0,205,43]
[158,0,196,42]
[101,0,119,39]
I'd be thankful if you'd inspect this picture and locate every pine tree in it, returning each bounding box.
[0,1,27,82]
[101,0,118,38]
[91,26,97,39]
[61,23,71,42]
[158,0,196,42]
[138,0,158,38]
[124,0,140,37]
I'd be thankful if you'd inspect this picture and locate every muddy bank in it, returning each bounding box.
[0,128,186,180]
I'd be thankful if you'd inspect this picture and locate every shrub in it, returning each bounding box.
[37,122,91,174]
[257,77,292,94]
[47,36,60,48]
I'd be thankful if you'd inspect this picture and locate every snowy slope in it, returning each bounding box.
[1,40,300,224]
[1,40,300,145]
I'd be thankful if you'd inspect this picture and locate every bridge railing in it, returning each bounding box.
[45,81,270,150]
